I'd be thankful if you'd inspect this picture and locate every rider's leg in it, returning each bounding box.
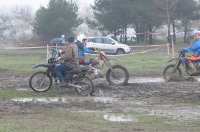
[187,60,197,75]
[54,64,72,87]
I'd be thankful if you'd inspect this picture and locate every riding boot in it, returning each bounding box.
[188,61,197,75]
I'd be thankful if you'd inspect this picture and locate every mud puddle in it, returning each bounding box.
[128,77,164,83]
[12,97,116,104]
[128,77,200,83]
[103,114,139,122]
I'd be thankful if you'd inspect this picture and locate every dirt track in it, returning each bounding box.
[1,73,200,123]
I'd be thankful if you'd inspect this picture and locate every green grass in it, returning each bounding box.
[0,44,187,75]
[0,44,200,131]
[0,49,47,74]
[0,109,199,132]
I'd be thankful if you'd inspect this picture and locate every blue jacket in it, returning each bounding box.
[75,41,94,57]
[183,38,200,56]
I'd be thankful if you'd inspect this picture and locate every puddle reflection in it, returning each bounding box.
[103,114,138,122]
[129,77,164,83]
[12,97,116,104]
[129,77,200,83]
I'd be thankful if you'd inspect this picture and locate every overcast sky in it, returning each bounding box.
[0,0,94,11]
[0,0,49,10]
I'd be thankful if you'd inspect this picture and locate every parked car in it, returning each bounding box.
[87,37,131,54]
[116,28,137,42]
[166,29,200,39]
[106,28,137,42]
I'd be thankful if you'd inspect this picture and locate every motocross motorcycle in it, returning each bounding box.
[29,49,94,96]
[163,50,200,81]
[86,48,129,86]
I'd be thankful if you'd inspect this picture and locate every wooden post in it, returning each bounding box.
[172,40,175,58]
[167,43,170,55]
[47,44,49,62]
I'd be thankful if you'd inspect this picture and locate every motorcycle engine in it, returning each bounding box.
[194,61,200,71]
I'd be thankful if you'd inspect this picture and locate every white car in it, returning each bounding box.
[106,28,137,42]
[166,29,200,39]
[116,28,137,42]
[87,37,131,54]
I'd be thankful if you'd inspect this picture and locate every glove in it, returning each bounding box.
[178,49,186,53]
[93,48,98,54]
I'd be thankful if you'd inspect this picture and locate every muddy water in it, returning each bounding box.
[128,77,200,83]
[12,97,116,104]
[103,114,139,122]
[9,76,200,123]
[128,77,164,83]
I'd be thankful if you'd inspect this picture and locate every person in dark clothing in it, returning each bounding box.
[54,36,79,87]
[50,35,65,56]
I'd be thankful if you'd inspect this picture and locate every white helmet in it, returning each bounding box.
[77,34,87,42]
[61,34,65,38]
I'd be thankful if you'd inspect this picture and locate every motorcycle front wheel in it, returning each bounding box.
[74,76,94,96]
[29,71,52,92]
[163,64,182,81]
[106,65,129,86]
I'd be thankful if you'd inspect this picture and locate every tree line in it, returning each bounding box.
[89,0,200,44]
[0,0,200,45]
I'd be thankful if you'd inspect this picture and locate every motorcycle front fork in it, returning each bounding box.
[173,60,181,73]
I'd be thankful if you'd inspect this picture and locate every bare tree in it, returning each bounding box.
[0,5,34,43]
[154,0,180,43]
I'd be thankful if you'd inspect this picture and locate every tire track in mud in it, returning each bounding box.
[1,75,200,121]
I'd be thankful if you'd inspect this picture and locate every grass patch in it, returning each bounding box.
[0,109,200,132]
[0,44,187,75]
[0,89,73,99]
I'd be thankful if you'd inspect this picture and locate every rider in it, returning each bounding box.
[60,34,65,46]
[50,35,65,56]
[182,31,200,75]
[54,36,79,87]
[75,34,97,64]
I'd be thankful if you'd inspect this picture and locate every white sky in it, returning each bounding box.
[0,0,94,11]
[0,0,49,11]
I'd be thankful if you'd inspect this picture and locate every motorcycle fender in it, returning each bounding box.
[167,58,179,63]
[32,63,50,69]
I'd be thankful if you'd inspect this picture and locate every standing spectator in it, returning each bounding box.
[111,33,117,41]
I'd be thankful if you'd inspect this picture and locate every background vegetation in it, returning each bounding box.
[0,0,200,45]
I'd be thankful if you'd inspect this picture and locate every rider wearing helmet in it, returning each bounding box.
[60,35,65,46]
[50,35,65,56]
[182,32,200,75]
[75,34,97,64]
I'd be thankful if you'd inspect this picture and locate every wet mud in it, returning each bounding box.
[1,74,200,122]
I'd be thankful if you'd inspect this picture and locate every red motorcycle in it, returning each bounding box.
[86,49,129,86]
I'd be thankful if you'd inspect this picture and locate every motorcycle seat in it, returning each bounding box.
[68,67,89,75]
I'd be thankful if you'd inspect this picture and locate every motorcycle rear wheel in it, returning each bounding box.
[74,76,94,96]
[106,65,129,86]
[163,64,182,81]
[29,71,52,92]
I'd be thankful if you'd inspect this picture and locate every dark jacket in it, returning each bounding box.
[50,38,61,46]
[61,43,79,68]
